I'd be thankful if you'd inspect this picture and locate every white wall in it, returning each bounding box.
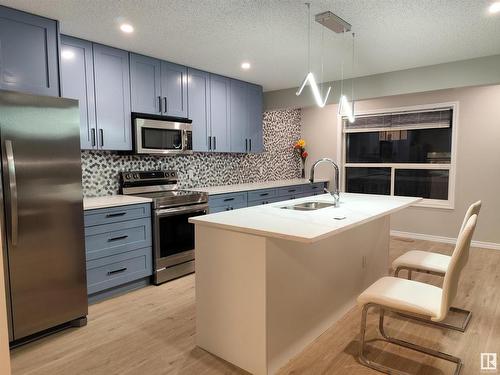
[302,84,500,245]
[265,55,500,110]
[0,233,11,374]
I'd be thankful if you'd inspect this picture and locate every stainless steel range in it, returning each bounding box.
[120,171,208,284]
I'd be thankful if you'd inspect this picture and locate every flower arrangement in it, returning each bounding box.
[293,139,308,177]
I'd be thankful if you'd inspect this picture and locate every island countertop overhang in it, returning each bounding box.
[189,193,422,243]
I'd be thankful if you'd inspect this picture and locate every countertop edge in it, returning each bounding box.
[190,179,329,195]
[83,196,153,211]
[189,197,422,242]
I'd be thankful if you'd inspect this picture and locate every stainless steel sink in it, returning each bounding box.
[280,201,337,211]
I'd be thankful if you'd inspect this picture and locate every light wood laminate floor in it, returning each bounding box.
[11,238,500,375]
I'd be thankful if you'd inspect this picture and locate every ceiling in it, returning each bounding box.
[2,0,499,91]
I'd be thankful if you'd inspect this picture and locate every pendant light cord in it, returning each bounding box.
[351,32,355,102]
[306,3,311,72]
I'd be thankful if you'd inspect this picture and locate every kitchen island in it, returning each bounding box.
[189,193,420,375]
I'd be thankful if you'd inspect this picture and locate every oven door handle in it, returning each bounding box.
[155,204,209,217]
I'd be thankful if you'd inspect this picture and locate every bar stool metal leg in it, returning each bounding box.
[358,303,463,375]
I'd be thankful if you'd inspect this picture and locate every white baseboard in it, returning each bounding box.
[390,230,500,251]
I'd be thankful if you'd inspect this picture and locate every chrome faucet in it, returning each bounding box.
[309,158,340,207]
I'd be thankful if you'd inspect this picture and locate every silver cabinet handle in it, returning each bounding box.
[91,129,96,147]
[99,129,104,147]
[163,97,167,114]
[249,139,252,152]
[245,139,248,152]
[213,136,216,150]
[158,96,163,113]
[5,140,18,246]
[208,136,212,150]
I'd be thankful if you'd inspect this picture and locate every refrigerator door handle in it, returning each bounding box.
[5,140,18,246]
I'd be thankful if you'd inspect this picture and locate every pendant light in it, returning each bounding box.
[296,3,331,108]
[338,32,356,123]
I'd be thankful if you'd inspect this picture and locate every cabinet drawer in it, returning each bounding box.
[209,201,247,213]
[277,185,304,197]
[87,247,152,295]
[279,192,311,201]
[247,188,276,202]
[84,203,151,227]
[247,197,282,207]
[85,218,152,260]
[303,182,326,194]
[208,192,247,207]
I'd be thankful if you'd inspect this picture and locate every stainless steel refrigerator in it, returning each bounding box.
[0,90,87,343]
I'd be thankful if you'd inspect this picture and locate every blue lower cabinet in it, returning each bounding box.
[247,197,282,207]
[86,247,152,295]
[84,203,153,302]
[208,192,247,212]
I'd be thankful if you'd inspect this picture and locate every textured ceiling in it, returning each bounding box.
[2,0,499,91]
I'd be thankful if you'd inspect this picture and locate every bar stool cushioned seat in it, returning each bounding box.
[392,250,450,275]
[358,276,442,319]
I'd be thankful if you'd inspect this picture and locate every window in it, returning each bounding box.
[341,104,457,208]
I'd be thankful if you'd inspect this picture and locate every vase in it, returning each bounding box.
[301,160,306,178]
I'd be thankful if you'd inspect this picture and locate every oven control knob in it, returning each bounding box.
[171,172,175,177]
[124,173,131,180]
[134,173,140,179]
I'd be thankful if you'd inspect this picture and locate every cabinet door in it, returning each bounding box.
[93,44,132,151]
[229,79,248,153]
[161,61,187,118]
[247,83,263,153]
[60,36,96,149]
[0,6,59,96]
[187,68,210,152]
[130,53,161,115]
[209,74,230,152]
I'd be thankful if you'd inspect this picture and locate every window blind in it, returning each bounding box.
[343,108,452,133]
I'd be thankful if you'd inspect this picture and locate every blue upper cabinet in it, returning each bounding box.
[187,68,210,152]
[130,53,161,115]
[209,74,230,153]
[161,61,188,118]
[93,44,132,151]
[60,35,96,149]
[247,83,264,153]
[229,80,263,153]
[0,6,59,97]
[229,79,248,153]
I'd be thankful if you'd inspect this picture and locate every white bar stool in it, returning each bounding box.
[357,214,477,375]
[391,200,481,332]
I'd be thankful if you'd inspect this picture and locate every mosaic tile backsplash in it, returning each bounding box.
[81,109,302,197]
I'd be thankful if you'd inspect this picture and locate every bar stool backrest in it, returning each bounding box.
[459,201,481,235]
[437,214,477,321]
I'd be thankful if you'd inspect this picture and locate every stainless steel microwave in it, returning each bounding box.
[133,116,193,155]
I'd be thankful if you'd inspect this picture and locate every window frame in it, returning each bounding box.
[337,102,459,209]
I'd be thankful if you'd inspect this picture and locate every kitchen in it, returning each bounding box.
[1,1,500,375]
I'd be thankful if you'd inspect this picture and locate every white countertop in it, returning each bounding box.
[190,193,421,243]
[190,178,328,195]
[83,195,152,211]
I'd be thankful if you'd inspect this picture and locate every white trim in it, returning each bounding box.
[338,101,459,210]
[390,230,500,251]
[344,123,450,133]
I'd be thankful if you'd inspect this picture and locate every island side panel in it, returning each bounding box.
[265,216,390,374]
[195,225,268,375]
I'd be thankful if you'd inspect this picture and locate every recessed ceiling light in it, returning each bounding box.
[120,23,134,33]
[241,62,251,70]
[61,49,75,60]
[489,2,500,13]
